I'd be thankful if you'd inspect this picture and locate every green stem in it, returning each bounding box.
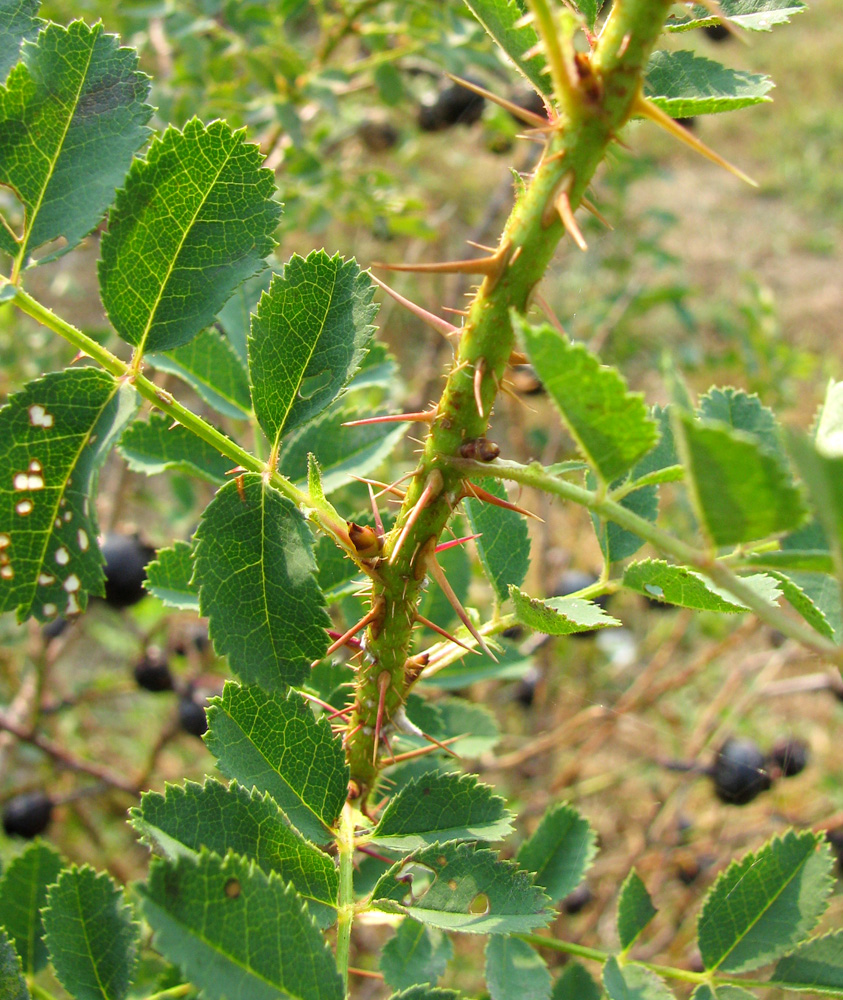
[143,985,194,1000]
[450,456,842,661]
[335,803,356,992]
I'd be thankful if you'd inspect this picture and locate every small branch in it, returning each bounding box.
[335,802,356,989]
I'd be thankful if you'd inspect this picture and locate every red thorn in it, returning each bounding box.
[225,466,247,476]
[320,608,378,662]
[534,292,567,336]
[415,612,474,651]
[367,483,385,540]
[343,722,363,746]
[474,358,487,419]
[372,241,511,280]
[326,629,363,650]
[435,533,481,554]
[342,410,435,428]
[349,472,414,500]
[444,73,550,129]
[441,306,469,317]
[581,195,613,230]
[300,691,352,717]
[556,189,588,251]
[358,845,395,865]
[388,470,444,566]
[372,671,391,767]
[383,735,462,765]
[369,274,459,340]
[463,480,544,522]
[428,554,497,660]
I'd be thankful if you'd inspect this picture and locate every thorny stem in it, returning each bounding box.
[335,802,356,990]
[344,0,675,795]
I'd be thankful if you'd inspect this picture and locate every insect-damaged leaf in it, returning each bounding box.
[517,319,658,484]
[0,19,151,264]
[0,368,138,622]
[516,802,596,905]
[249,251,377,451]
[644,51,774,118]
[193,474,330,691]
[373,841,553,934]
[99,118,279,355]
[510,586,621,635]
[697,830,834,974]
[43,866,139,1000]
[622,559,781,613]
[205,682,348,844]
[464,478,530,602]
[0,840,64,974]
[130,778,338,927]
[139,852,343,1000]
[369,772,514,851]
[143,540,198,611]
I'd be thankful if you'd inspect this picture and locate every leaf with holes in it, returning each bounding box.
[769,931,843,996]
[130,778,338,927]
[0,0,41,82]
[99,118,279,355]
[144,540,198,611]
[603,957,674,1000]
[369,772,513,850]
[0,841,64,974]
[0,19,151,264]
[643,51,774,118]
[677,412,806,546]
[516,802,596,904]
[380,919,453,992]
[0,927,28,1000]
[43,865,139,1000]
[617,870,657,951]
[622,560,780,612]
[461,0,552,94]
[464,478,530,602]
[667,0,806,32]
[193,474,330,691]
[149,328,252,420]
[697,830,834,973]
[0,368,138,623]
[248,251,376,453]
[139,852,343,1000]
[552,962,602,1000]
[486,937,551,1000]
[205,682,348,844]
[373,841,553,934]
[510,586,621,636]
[120,411,232,484]
[517,319,658,483]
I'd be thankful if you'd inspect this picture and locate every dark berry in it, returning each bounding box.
[41,616,69,640]
[769,737,809,778]
[673,117,696,130]
[501,624,525,641]
[133,649,174,693]
[703,22,730,41]
[418,80,485,132]
[824,828,843,875]
[3,791,53,839]
[562,884,592,914]
[508,88,547,124]
[358,119,399,151]
[178,694,209,737]
[712,738,772,805]
[101,533,155,609]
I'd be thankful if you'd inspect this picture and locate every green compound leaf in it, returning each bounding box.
[130,778,338,928]
[698,388,784,457]
[373,841,553,934]
[0,20,151,264]
[150,328,252,420]
[461,0,551,95]
[552,962,602,1000]
[139,852,343,1000]
[206,682,348,844]
[603,956,674,1000]
[380,919,453,992]
[387,989,461,1000]
[277,400,406,495]
[516,802,597,905]
[369,772,514,851]
[617,870,657,951]
[120,411,232,484]
[194,474,330,691]
[99,118,279,355]
[464,478,530,602]
[676,412,806,547]
[667,0,806,32]
[486,937,551,1000]
[0,0,41,82]
[593,481,658,564]
[144,540,198,611]
[0,840,64,973]
[510,586,621,636]
[249,251,377,450]
[697,830,834,974]
[622,559,780,613]
[43,865,139,1000]
[763,570,835,640]
[770,931,843,996]
[517,320,658,483]
[643,50,774,118]
[0,368,138,623]
[0,926,29,1000]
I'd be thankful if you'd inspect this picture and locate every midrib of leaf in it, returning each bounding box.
[271,265,338,455]
[71,876,111,999]
[709,847,819,970]
[135,137,239,359]
[16,24,100,270]
[30,382,119,610]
